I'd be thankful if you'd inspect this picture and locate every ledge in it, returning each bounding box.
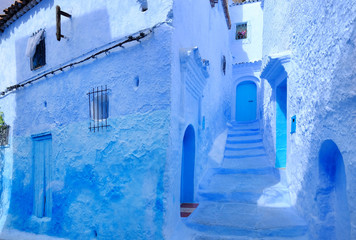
[230,0,261,7]
[260,52,291,84]
[0,0,42,33]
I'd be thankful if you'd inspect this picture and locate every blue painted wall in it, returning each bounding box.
[5,23,173,239]
[235,81,257,122]
[262,0,356,238]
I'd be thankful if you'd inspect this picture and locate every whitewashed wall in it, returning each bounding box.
[229,1,263,64]
[262,0,356,239]
[166,0,232,238]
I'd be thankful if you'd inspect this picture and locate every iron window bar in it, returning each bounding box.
[87,85,110,132]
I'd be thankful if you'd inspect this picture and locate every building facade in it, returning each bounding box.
[0,0,232,239]
[0,0,354,239]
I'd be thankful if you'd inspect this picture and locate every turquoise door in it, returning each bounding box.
[236,81,257,122]
[32,133,52,218]
[276,82,287,168]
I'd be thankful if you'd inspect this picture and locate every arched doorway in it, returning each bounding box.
[180,125,195,203]
[235,81,257,122]
[316,140,350,240]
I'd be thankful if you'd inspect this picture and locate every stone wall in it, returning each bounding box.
[262,0,356,238]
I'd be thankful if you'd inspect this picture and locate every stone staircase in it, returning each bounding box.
[184,121,308,239]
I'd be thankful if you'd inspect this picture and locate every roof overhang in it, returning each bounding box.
[0,0,42,33]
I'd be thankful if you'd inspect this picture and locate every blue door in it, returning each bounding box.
[180,125,195,203]
[32,133,52,218]
[236,81,257,122]
[276,82,287,168]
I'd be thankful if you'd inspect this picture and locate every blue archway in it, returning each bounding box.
[180,125,195,203]
[316,140,350,240]
[235,81,257,122]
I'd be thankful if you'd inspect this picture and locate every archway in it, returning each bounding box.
[316,140,350,240]
[180,125,195,203]
[235,81,257,122]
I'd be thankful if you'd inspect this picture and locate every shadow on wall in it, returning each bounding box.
[315,140,350,240]
[14,8,113,84]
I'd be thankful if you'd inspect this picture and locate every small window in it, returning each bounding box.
[31,37,46,70]
[26,29,46,71]
[236,23,247,40]
[88,86,110,132]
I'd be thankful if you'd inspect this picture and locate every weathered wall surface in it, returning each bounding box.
[0,0,174,239]
[262,0,356,239]
[261,0,291,56]
[166,0,232,237]
[229,1,263,64]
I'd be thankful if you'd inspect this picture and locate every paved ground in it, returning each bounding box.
[184,121,308,239]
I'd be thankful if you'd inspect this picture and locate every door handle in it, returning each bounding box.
[248,100,254,102]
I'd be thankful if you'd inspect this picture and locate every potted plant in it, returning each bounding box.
[0,111,9,146]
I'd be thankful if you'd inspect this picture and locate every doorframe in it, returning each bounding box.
[232,76,261,122]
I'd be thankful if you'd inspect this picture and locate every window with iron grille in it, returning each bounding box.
[31,37,46,70]
[236,23,248,40]
[87,86,110,132]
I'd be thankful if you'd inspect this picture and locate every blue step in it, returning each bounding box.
[226,139,263,144]
[224,153,267,159]
[186,202,308,238]
[225,146,264,151]
[227,132,260,137]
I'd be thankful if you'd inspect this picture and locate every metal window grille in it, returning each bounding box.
[236,23,248,40]
[87,86,110,132]
[31,38,46,70]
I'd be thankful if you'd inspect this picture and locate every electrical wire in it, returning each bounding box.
[0,22,167,98]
